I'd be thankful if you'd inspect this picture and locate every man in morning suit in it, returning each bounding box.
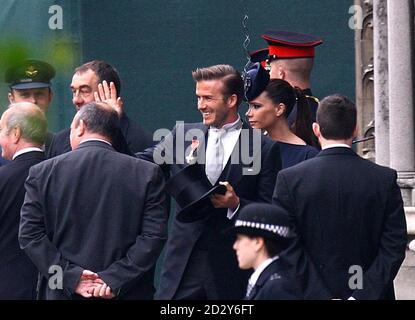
[139,64,282,299]
[0,102,47,299]
[273,94,407,299]
[47,60,153,158]
[19,102,168,299]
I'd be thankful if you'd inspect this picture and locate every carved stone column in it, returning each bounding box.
[373,0,389,166]
[355,0,375,161]
[388,0,415,205]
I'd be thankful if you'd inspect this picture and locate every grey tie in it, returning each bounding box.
[206,128,225,185]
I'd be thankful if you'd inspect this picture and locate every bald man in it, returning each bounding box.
[19,102,167,300]
[0,102,47,299]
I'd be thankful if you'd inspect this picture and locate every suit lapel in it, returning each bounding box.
[245,260,282,300]
[220,123,257,187]
[245,284,258,300]
[196,125,208,172]
[182,123,208,170]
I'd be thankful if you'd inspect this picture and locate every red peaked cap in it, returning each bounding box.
[262,30,323,59]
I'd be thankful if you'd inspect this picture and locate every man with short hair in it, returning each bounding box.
[139,64,282,300]
[5,59,56,153]
[47,60,153,157]
[0,102,47,299]
[262,30,323,124]
[6,60,55,114]
[273,94,407,299]
[19,101,168,299]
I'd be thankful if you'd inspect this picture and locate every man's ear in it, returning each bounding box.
[278,66,285,80]
[8,92,15,104]
[10,126,22,144]
[48,90,54,104]
[77,119,86,137]
[353,125,359,140]
[227,94,238,109]
[312,122,321,139]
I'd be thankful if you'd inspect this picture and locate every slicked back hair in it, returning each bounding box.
[192,64,244,106]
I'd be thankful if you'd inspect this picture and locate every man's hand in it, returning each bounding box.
[94,80,124,116]
[75,270,103,298]
[75,269,115,299]
[210,181,240,210]
[90,282,115,299]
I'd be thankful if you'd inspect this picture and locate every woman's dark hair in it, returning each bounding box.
[264,79,316,147]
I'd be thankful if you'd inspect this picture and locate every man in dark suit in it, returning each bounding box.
[0,155,7,166]
[0,102,47,299]
[19,101,168,299]
[47,60,153,158]
[273,94,407,299]
[139,64,282,299]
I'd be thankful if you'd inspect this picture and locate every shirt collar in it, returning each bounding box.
[79,138,112,146]
[248,255,279,287]
[322,143,351,150]
[210,115,242,132]
[12,147,44,160]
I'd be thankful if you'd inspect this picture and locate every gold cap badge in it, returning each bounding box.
[25,66,38,78]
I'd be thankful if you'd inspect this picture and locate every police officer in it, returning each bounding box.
[229,203,303,300]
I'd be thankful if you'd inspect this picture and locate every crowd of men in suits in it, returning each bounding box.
[0,30,408,300]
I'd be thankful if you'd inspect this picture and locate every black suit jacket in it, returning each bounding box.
[273,147,407,299]
[139,122,282,299]
[44,131,54,155]
[0,156,7,166]
[19,141,168,300]
[46,113,153,158]
[0,151,45,299]
[245,259,303,300]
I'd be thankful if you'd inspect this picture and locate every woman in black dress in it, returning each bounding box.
[245,64,319,169]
